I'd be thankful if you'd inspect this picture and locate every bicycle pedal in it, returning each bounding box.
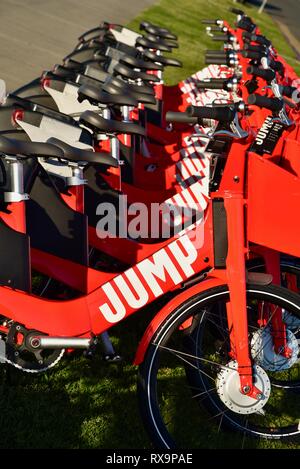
[103,353,123,364]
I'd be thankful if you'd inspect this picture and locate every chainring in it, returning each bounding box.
[5,322,64,373]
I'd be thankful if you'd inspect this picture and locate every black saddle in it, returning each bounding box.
[102,82,156,105]
[136,36,172,52]
[113,63,160,83]
[80,111,146,137]
[120,54,163,71]
[143,50,182,67]
[64,47,106,64]
[77,85,138,107]
[0,135,64,159]
[47,137,118,166]
[144,34,178,49]
[107,76,155,95]
[140,22,177,41]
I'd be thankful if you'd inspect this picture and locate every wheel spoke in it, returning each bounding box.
[156,343,237,372]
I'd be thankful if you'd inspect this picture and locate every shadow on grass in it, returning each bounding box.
[0,356,148,449]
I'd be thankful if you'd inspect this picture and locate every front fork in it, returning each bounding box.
[224,194,263,399]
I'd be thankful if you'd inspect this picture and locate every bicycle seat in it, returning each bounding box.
[107,76,155,95]
[0,135,64,159]
[113,63,160,82]
[120,55,163,71]
[77,84,138,107]
[144,34,178,49]
[8,94,75,126]
[101,82,156,105]
[64,47,106,64]
[140,22,177,40]
[47,137,118,166]
[143,50,182,67]
[80,111,146,137]
[64,57,105,71]
[136,36,172,52]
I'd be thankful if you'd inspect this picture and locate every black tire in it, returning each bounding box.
[138,284,300,449]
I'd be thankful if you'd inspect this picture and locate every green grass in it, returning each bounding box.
[1,0,300,450]
[128,0,300,83]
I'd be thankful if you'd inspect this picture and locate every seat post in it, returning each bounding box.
[3,156,29,233]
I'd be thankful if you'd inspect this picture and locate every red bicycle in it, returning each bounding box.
[0,8,299,449]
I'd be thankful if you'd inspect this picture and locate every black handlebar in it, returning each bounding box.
[246,65,276,82]
[242,32,271,47]
[165,111,198,124]
[248,94,284,111]
[205,51,228,58]
[201,19,222,25]
[204,56,235,65]
[241,50,266,60]
[207,26,226,32]
[230,7,245,15]
[212,34,233,42]
[196,80,229,90]
[281,85,298,98]
[186,105,236,122]
[205,49,227,56]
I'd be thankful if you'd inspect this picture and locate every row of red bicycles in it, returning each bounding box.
[0,6,299,448]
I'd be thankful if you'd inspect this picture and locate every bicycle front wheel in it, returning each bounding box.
[138,284,300,449]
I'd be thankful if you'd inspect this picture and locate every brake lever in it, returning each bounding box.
[277,109,294,127]
[264,80,295,126]
[228,112,249,138]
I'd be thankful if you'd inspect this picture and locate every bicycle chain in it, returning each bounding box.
[1,349,65,374]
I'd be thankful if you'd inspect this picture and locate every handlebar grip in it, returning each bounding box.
[201,19,221,25]
[230,7,245,15]
[246,65,275,82]
[241,50,265,60]
[199,77,228,83]
[205,50,227,56]
[165,111,198,124]
[186,105,236,122]
[207,26,226,32]
[205,54,230,62]
[196,80,227,90]
[247,94,284,111]
[212,34,231,41]
[242,32,271,47]
[281,85,298,98]
[204,56,234,65]
[205,52,228,58]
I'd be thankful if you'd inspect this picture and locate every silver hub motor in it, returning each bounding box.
[216,360,271,415]
[283,310,300,331]
[251,327,299,372]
